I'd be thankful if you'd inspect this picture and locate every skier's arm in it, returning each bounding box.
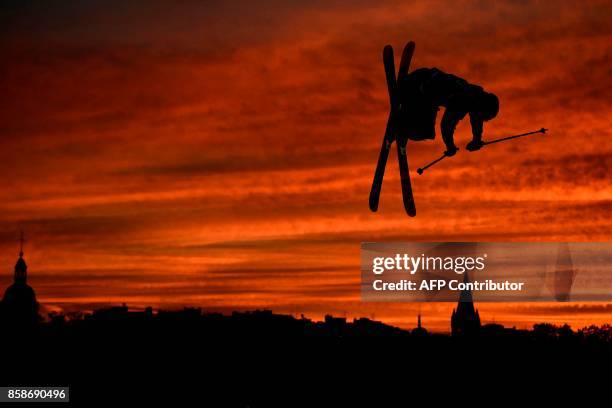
[469,113,483,143]
[466,113,484,151]
[441,110,460,154]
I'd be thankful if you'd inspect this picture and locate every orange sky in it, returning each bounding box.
[0,0,610,331]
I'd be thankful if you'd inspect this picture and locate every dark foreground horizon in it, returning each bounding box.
[2,305,610,404]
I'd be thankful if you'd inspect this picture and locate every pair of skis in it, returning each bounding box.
[369,42,417,217]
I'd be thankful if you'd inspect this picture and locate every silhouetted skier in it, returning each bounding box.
[369,42,512,217]
[398,67,499,156]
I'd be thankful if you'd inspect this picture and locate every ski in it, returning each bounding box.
[397,41,414,81]
[369,45,397,212]
[369,115,394,211]
[368,41,416,217]
[396,42,417,217]
[396,139,416,216]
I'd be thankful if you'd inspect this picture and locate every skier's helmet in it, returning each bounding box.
[478,91,499,121]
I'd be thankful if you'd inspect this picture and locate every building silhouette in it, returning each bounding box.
[1,233,39,327]
[411,313,428,336]
[451,272,481,336]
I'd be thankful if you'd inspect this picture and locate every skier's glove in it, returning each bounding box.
[466,140,483,151]
[444,145,458,157]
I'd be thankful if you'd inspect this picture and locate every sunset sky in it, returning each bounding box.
[0,0,610,331]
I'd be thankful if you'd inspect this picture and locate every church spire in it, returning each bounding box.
[14,230,27,285]
[411,310,427,336]
[451,271,481,336]
[19,229,24,257]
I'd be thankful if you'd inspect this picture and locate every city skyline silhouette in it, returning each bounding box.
[2,236,609,335]
[2,241,609,405]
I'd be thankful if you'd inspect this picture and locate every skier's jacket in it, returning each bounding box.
[398,67,484,146]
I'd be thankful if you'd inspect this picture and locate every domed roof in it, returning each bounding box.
[3,282,37,307]
[2,282,39,326]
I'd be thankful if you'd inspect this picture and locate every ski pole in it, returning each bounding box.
[482,127,547,146]
[417,153,447,175]
[417,128,547,175]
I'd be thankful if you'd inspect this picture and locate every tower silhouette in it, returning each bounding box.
[450,272,481,336]
[411,312,428,336]
[1,231,39,327]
